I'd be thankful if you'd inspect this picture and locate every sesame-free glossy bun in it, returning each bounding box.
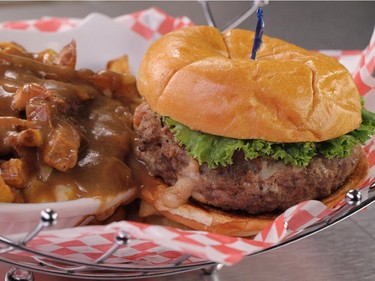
[137,26,362,142]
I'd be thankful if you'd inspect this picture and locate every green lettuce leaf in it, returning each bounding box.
[163,107,375,169]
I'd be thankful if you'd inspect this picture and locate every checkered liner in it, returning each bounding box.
[2,9,375,267]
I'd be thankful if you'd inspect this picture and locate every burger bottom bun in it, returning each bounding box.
[139,149,369,237]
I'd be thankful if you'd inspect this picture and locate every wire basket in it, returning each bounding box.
[1,184,375,280]
[2,1,375,280]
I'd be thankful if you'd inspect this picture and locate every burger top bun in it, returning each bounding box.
[137,26,362,142]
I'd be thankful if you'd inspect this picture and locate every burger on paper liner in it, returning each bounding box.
[132,26,375,237]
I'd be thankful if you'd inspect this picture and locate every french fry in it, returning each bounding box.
[0,176,16,203]
[17,128,43,147]
[0,159,29,189]
[107,55,131,74]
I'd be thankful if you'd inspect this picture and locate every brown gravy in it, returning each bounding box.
[0,42,139,211]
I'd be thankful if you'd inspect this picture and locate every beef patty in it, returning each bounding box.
[133,102,362,214]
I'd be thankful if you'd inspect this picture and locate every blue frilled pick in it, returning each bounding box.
[251,8,265,60]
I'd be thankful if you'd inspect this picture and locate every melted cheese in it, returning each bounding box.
[159,159,200,208]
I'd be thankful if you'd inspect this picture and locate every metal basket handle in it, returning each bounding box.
[198,0,269,32]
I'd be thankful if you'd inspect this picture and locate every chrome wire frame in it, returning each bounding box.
[198,0,269,32]
[1,182,374,279]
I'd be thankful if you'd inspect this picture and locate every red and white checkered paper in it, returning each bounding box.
[3,9,375,267]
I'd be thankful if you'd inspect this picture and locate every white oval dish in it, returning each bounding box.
[0,13,151,236]
[0,189,136,237]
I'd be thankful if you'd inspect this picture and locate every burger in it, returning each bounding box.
[132,26,374,237]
